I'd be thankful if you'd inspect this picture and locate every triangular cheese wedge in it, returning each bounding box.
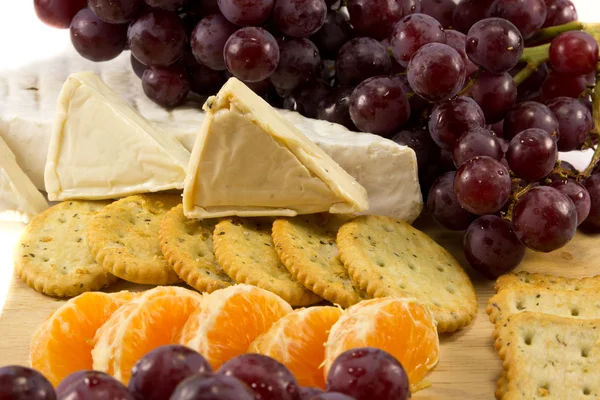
[0,123,47,222]
[45,72,190,201]
[183,78,369,219]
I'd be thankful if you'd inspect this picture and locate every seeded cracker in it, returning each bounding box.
[213,217,323,306]
[493,312,600,399]
[159,204,233,293]
[15,201,117,297]
[495,271,600,293]
[86,194,182,285]
[337,215,477,332]
[272,214,370,308]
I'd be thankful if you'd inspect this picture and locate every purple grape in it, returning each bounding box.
[506,128,557,182]
[310,12,353,59]
[395,75,429,113]
[128,345,213,400]
[427,171,477,230]
[407,43,466,102]
[34,0,86,29]
[142,65,190,108]
[454,156,512,215]
[184,53,228,95]
[347,0,420,40]
[349,76,410,137]
[299,387,325,400]
[541,71,587,102]
[543,0,578,27]
[503,101,559,141]
[270,38,320,91]
[490,0,547,39]
[69,8,127,62]
[445,29,479,77]
[428,96,486,151]
[452,0,495,33]
[217,354,301,400]
[453,127,504,167]
[550,31,599,76]
[317,87,357,130]
[582,174,600,231]
[464,215,525,279]
[185,0,221,16]
[88,0,144,23]
[0,366,56,400]
[224,27,280,82]
[273,0,327,37]
[284,79,331,118]
[128,10,187,67]
[550,179,591,226]
[217,0,274,26]
[312,394,356,400]
[56,371,132,400]
[466,71,517,123]
[465,18,523,74]
[512,186,577,252]
[547,97,593,152]
[420,0,456,28]
[326,348,410,400]
[145,0,188,11]
[190,15,237,71]
[392,126,441,171]
[390,13,446,68]
[171,374,254,400]
[511,62,549,102]
[131,54,147,79]
[335,38,391,86]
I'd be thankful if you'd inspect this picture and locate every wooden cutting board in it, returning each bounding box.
[0,215,598,400]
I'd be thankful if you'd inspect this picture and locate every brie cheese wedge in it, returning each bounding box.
[183,78,369,219]
[44,72,190,201]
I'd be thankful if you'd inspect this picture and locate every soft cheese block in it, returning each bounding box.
[0,122,48,222]
[44,72,191,201]
[183,78,369,219]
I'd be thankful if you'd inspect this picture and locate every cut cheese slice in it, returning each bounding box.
[44,71,190,201]
[183,78,369,219]
[0,122,47,222]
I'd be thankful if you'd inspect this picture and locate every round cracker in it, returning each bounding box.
[159,204,233,293]
[272,214,370,308]
[15,201,117,297]
[213,217,322,307]
[337,215,477,332]
[86,194,182,285]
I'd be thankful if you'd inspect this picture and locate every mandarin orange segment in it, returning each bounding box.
[92,286,203,385]
[249,306,342,389]
[29,291,135,387]
[324,297,439,390]
[179,284,293,370]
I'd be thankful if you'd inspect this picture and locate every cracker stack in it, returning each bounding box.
[488,271,600,399]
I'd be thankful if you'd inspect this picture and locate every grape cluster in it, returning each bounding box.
[0,345,410,400]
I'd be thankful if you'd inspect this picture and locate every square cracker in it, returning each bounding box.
[495,271,600,293]
[494,312,600,399]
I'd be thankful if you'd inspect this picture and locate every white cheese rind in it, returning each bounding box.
[44,71,190,201]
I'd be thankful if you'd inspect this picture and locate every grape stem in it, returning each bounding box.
[502,180,534,221]
[513,43,550,86]
[583,77,600,176]
[528,21,585,45]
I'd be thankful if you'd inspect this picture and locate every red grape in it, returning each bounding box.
[489,120,504,138]
[464,215,525,279]
[142,65,190,108]
[335,38,391,86]
[407,43,466,102]
[582,174,600,231]
[326,348,410,400]
[349,76,410,137]
[444,29,480,77]
[347,0,420,40]
[390,13,446,68]
[191,15,237,71]
[466,71,517,123]
[506,128,557,181]
[185,0,221,16]
[312,394,355,400]
[428,96,486,151]
[503,101,559,141]
[317,87,357,130]
[420,0,456,28]
[88,0,144,24]
[452,0,495,33]
[512,186,577,252]
[270,38,320,90]
[549,31,599,76]
[128,345,213,400]
[184,53,228,95]
[145,0,189,11]
[428,171,477,230]
[69,8,127,62]
[541,70,587,102]
[511,62,549,102]
[217,354,301,400]
[392,126,441,171]
[224,27,280,82]
[396,75,429,113]
[131,54,147,79]
[56,370,132,400]
[34,0,86,29]
[454,156,512,215]
[490,0,547,39]
[128,10,187,67]
[465,18,523,74]
[310,12,353,59]
[543,0,578,27]
[547,97,592,152]
[217,0,274,26]
[299,387,325,399]
[453,127,504,167]
[171,374,254,400]
[273,0,328,38]
[550,179,591,225]
[0,366,55,400]
[284,79,331,118]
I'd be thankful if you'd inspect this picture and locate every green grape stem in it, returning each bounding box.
[513,43,550,86]
[502,180,535,222]
[528,20,585,44]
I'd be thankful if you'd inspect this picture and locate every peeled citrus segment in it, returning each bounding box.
[324,297,439,390]
[249,306,342,389]
[92,286,203,385]
[179,284,293,370]
[30,291,135,387]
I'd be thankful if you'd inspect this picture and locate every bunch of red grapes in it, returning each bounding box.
[0,345,411,400]
[34,0,600,278]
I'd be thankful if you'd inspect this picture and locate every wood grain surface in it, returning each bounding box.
[0,214,598,399]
